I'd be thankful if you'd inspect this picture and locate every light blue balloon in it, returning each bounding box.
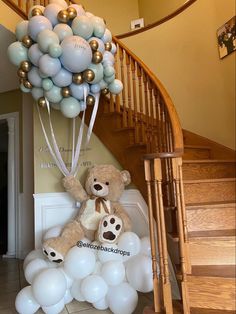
[7,41,29,67]
[28,66,42,87]
[53,24,73,42]
[39,70,49,78]
[52,67,72,87]
[28,15,52,41]
[15,20,29,41]
[99,79,108,90]
[88,37,105,53]
[42,78,53,91]
[70,82,89,100]
[28,44,43,66]
[102,51,115,66]
[49,43,62,58]
[104,65,115,77]
[111,42,117,55]
[45,85,62,103]
[39,54,61,77]
[37,29,59,53]
[108,79,123,95]
[80,100,86,111]
[104,74,115,84]
[31,87,44,100]
[60,36,92,73]
[72,16,94,40]
[50,102,61,110]
[90,83,101,94]
[69,4,85,16]
[101,29,112,44]
[60,97,81,118]
[91,16,105,38]
[44,3,63,27]
[28,5,45,19]
[20,83,31,93]
[87,63,103,84]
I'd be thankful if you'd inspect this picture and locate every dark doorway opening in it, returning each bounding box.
[0,120,8,255]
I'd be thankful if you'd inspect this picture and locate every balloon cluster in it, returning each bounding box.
[16,229,156,314]
[8,0,123,118]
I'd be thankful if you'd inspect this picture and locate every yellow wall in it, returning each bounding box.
[0,1,23,32]
[138,0,186,25]
[123,0,235,149]
[34,106,121,193]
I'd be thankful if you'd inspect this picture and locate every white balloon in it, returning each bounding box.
[64,246,96,279]
[81,275,108,303]
[49,0,68,9]
[43,225,62,241]
[15,286,40,314]
[93,297,109,310]
[23,249,46,270]
[107,282,138,314]
[42,298,65,314]
[101,261,125,286]
[59,268,74,289]
[92,261,102,275]
[32,268,67,307]
[97,243,123,263]
[126,254,154,293]
[118,232,141,261]
[70,279,85,302]
[140,236,151,257]
[24,258,48,284]
[64,289,73,304]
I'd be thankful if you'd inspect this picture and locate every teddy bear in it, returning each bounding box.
[43,164,132,263]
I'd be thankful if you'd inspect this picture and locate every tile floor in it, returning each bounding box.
[0,257,153,314]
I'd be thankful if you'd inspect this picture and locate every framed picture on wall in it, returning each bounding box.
[217,16,235,59]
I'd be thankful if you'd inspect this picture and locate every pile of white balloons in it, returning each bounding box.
[16,229,157,314]
[8,0,123,118]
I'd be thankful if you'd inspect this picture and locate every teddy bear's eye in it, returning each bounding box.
[94,178,97,182]
[105,182,109,185]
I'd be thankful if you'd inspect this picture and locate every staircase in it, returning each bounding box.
[3,0,236,313]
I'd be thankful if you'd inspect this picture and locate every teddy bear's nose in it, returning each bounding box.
[94,184,103,191]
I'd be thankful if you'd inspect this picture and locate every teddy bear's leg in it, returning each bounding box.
[97,214,123,244]
[43,220,85,263]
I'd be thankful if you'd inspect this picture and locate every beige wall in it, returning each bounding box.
[138,0,186,25]
[34,106,121,193]
[123,0,235,149]
[0,1,23,32]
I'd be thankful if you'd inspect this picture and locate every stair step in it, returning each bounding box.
[189,233,235,266]
[186,202,236,232]
[183,160,236,180]
[188,275,236,310]
[191,265,236,278]
[183,145,211,160]
[184,178,236,204]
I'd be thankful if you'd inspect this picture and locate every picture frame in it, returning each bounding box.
[217,16,236,59]
[130,18,144,31]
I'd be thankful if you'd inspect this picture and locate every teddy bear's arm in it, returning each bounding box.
[62,175,88,202]
[113,202,132,231]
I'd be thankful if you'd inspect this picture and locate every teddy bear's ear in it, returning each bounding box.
[121,170,131,186]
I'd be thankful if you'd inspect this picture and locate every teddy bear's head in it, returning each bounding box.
[85,164,131,201]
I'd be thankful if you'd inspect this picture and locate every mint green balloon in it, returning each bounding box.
[42,79,53,91]
[15,20,29,41]
[104,66,115,77]
[99,79,108,90]
[49,43,62,58]
[50,102,61,110]
[20,83,31,93]
[72,16,93,39]
[108,79,123,95]
[38,29,59,53]
[31,87,44,100]
[104,74,115,84]
[45,85,62,103]
[7,42,29,66]
[60,97,81,118]
[53,24,73,42]
[87,63,103,84]
[91,16,105,38]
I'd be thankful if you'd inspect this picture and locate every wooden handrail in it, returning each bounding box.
[116,0,197,39]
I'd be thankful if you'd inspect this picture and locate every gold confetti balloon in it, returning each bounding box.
[89,40,99,52]
[72,73,83,85]
[31,8,43,17]
[86,95,95,106]
[57,10,69,23]
[20,61,31,73]
[38,97,47,108]
[61,87,71,98]
[92,51,103,64]
[67,7,77,20]
[22,35,33,48]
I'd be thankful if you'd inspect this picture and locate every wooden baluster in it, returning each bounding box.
[40,0,44,6]
[113,45,121,114]
[109,93,115,113]
[154,88,161,152]
[125,53,133,128]
[119,46,127,128]
[144,159,162,313]
[143,73,151,152]
[26,0,31,15]
[137,65,145,143]
[148,78,155,152]
[172,158,191,314]
[154,158,173,314]
[131,58,139,143]
[18,0,23,10]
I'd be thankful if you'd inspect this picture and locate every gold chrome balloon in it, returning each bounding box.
[57,10,69,23]
[22,35,33,48]
[17,68,27,78]
[89,40,99,52]
[67,7,77,20]
[20,61,32,73]
[83,69,95,83]
[31,8,43,17]
[23,79,33,89]
[92,51,103,64]
[72,73,83,85]
[86,95,95,106]
[101,88,109,95]
[105,42,112,51]
[38,97,47,108]
[61,87,71,98]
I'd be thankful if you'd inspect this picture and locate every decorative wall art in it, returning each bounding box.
[217,16,235,59]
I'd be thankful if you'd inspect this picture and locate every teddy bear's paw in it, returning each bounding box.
[43,245,64,264]
[98,214,123,244]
